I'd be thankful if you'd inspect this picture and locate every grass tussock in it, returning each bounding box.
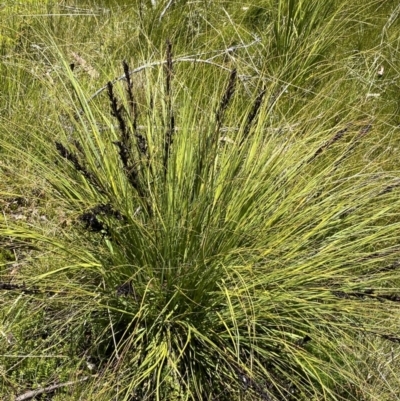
[1,1,400,400]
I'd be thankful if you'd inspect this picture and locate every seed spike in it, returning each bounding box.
[308,127,348,163]
[163,39,175,177]
[55,141,104,194]
[165,39,173,97]
[216,68,237,126]
[241,86,266,145]
[107,81,129,144]
[122,60,138,131]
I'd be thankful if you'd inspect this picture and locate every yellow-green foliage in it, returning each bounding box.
[0,0,50,47]
[1,1,400,400]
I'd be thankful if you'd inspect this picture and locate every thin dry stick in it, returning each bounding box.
[86,40,260,104]
[159,0,174,21]
[107,306,120,361]
[87,59,228,104]
[15,376,95,401]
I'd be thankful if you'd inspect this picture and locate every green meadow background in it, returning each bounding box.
[1,1,400,400]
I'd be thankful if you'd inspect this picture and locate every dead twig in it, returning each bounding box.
[159,0,174,21]
[15,376,96,401]
[86,39,260,104]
